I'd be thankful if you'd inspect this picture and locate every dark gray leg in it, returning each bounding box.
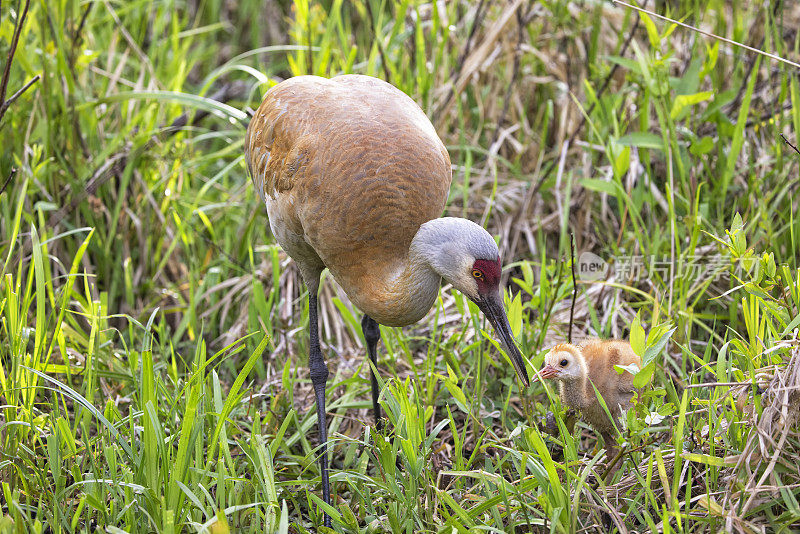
[361,315,383,429]
[307,289,331,527]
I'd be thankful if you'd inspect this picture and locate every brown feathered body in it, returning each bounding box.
[244,75,451,326]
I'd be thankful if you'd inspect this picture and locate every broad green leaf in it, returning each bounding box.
[615,362,641,375]
[617,132,664,150]
[633,361,655,388]
[682,453,736,466]
[611,143,631,178]
[642,13,660,49]
[670,91,713,119]
[580,178,617,195]
[690,136,714,156]
[630,315,646,356]
[643,327,676,366]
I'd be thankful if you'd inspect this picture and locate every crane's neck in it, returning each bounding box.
[381,245,443,326]
[356,251,439,327]
[329,248,441,327]
[369,218,475,326]
[350,217,487,326]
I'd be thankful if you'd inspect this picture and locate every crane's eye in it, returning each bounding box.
[472,269,484,279]
[560,359,568,367]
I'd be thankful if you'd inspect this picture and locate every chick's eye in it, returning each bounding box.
[472,269,484,279]
[560,359,568,367]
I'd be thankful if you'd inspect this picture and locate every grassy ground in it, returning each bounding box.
[1,0,800,532]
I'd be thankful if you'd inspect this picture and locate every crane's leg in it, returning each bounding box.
[361,315,382,429]
[307,283,331,527]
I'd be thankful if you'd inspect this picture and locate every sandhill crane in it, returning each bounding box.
[540,339,641,475]
[244,74,530,526]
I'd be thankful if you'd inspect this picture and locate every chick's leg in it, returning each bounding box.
[601,431,622,481]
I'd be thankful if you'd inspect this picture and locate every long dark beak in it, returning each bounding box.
[476,292,530,387]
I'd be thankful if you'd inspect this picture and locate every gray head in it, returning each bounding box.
[411,217,500,299]
[411,217,529,386]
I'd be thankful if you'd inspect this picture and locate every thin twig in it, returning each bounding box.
[683,380,766,390]
[568,232,577,344]
[612,0,800,70]
[0,0,32,114]
[780,134,800,156]
[73,2,94,47]
[0,0,31,102]
[0,74,39,119]
[0,167,17,197]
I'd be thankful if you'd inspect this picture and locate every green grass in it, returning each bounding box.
[1,0,800,532]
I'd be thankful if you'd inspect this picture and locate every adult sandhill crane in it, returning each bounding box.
[244,74,530,526]
[540,339,641,475]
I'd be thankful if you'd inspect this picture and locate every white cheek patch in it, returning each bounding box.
[452,256,479,300]
[469,277,479,299]
[450,271,479,300]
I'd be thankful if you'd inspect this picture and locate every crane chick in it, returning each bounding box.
[539,339,641,471]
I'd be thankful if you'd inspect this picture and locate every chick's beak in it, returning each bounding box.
[539,364,560,379]
[476,292,530,387]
